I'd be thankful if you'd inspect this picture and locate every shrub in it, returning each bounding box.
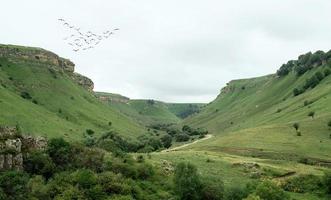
[161,135,172,148]
[297,131,302,136]
[225,186,249,200]
[86,129,95,136]
[108,121,112,126]
[137,163,155,180]
[293,123,299,131]
[324,172,331,194]
[282,174,323,193]
[324,68,331,77]
[328,120,331,130]
[255,181,289,200]
[20,91,32,99]
[200,179,224,200]
[0,171,29,200]
[315,71,324,81]
[175,133,190,142]
[293,88,303,96]
[24,150,56,179]
[174,162,202,200]
[47,138,72,169]
[308,111,315,118]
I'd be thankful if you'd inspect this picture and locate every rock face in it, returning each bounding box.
[72,73,94,92]
[0,44,93,92]
[0,126,47,171]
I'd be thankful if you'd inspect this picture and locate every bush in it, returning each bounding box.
[293,123,299,131]
[24,150,56,179]
[328,120,331,129]
[161,135,172,148]
[308,111,315,118]
[282,174,323,193]
[20,91,32,99]
[174,162,202,200]
[244,194,261,200]
[225,186,249,200]
[176,133,190,142]
[86,129,95,136]
[293,88,303,96]
[47,138,72,169]
[255,181,289,200]
[0,171,29,200]
[324,68,331,77]
[324,172,331,194]
[200,179,224,200]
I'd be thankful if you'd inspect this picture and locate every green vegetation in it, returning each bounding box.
[96,92,204,126]
[0,45,146,141]
[2,44,331,199]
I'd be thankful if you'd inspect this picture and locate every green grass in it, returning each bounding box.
[184,66,331,161]
[0,46,146,141]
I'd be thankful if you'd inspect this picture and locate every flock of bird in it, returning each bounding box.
[58,18,119,52]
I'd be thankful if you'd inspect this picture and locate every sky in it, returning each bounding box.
[1,0,331,103]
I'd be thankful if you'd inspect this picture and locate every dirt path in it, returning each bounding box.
[161,134,213,152]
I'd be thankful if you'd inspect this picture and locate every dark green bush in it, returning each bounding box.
[20,91,32,99]
[24,150,56,179]
[176,133,190,142]
[161,134,172,148]
[174,162,202,200]
[0,171,29,200]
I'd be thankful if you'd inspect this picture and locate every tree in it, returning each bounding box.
[293,123,299,131]
[174,162,202,200]
[161,135,172,148]
[0,171,29,200]
[24,150,56,179]
[255,181,289,200]
[47,138,72,169]
[308,111,315,119]
[328,120,331,130]
[176,133,190,142]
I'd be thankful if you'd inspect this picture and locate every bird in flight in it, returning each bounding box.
[58,18,120,52]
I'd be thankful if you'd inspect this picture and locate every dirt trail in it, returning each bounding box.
[161,134,213,152]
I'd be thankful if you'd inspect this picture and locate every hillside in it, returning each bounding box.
[0,44,146,141]
[96,92,204,126]
[183,50,331,161]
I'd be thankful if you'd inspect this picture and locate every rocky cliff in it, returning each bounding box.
[0,44,94,92]
[0,126,47,171]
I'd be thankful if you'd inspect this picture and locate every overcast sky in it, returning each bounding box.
[1,0,331,103]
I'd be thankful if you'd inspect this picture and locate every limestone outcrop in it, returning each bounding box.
[0,44,93,92]
[0,126,47,171]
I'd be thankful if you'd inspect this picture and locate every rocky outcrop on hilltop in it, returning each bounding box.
[72,73,94,92]
[0,44,93,91]
[0,126,47,171]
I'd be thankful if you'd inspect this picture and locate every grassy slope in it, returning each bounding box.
[0,48,146,141]
[183,66,331,160]
[95,92,204,126]
[152,66,331,199]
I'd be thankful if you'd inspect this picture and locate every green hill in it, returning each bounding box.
[151,50,331,199]
[96,92,203,126]
[0,44,146,141]
[183,51,331,161]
